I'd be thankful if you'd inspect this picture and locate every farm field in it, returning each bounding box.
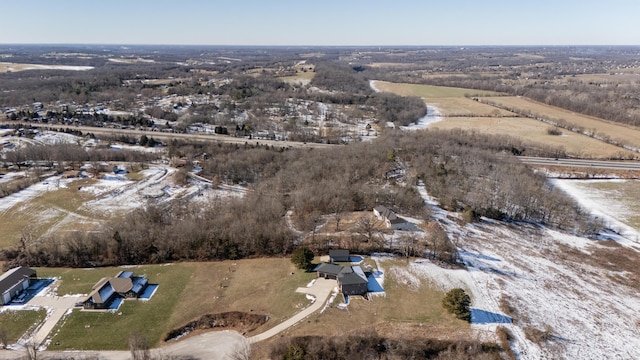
[429,116,637,159]
[0,62,93,72]
[371,80,640,159]
[428,97,514,117]
[371,80,501,98]
[478,96,640,150]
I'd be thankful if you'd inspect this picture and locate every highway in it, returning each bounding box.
[518,156,640,171]
[0,122,338,149]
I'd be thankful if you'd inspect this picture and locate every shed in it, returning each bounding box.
[329,249,350,263]
[0,267,36,305]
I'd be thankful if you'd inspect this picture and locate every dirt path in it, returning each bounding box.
[248,277,336,343]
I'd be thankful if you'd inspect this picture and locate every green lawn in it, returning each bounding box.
[46,263,195,350]
[0,309,46,346]
[39,259,315,350]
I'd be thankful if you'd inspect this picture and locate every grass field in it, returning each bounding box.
[0,178,100,248]
[429,117,637,159]
[40,259,314,350]
[280,71,315,85]
[283,259,468,339]
[429,97,514,117]
[478,96,640,152]
[0,62,93,72]
[0,309,46,345]
[372,80,501,98]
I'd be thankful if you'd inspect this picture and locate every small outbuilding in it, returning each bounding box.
[329,249,350,263]
[0,267,36,305]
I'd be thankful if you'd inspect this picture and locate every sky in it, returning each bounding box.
[1,0,638,46]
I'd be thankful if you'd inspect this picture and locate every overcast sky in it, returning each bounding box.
[1,0,638,46]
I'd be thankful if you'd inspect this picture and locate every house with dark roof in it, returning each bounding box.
[315,263,369,296]
[338,266,368,296]
[373,205,408,230]
[0,267,36,305]
[82,271,150,310]
[329,249,350,263]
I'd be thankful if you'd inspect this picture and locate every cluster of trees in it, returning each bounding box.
[3,127,601,268]
[269,331,502,360]
[379,130,598,232]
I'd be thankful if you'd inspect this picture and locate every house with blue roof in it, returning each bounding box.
[82,271,150,310]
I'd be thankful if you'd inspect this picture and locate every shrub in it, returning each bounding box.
[547,127,563,136]
[291,246,314,270]
[442,288,471,322]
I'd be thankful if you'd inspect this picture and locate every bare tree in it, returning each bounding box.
[0,327,8,349]
[355,214,381,246]
[24,341,38,360]
[227,338,252,360]
[129,332,151,360]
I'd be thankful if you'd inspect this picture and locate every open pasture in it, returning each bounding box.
[478,96,640,151]
[429,116,637,159]
[372,80,501,98]
[0,62,93,72]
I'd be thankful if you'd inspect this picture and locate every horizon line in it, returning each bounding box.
[1,43,640,48]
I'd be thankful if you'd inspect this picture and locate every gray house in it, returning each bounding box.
[329,249,350,263]
[0,267,36,305]
[315,263,368,296]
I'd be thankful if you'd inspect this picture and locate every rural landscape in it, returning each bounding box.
[0,44,640,360]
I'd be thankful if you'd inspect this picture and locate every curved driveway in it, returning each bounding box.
[0,277,336,359]
[249,277,337,343]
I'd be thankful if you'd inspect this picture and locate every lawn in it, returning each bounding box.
[41,259,316,350]
[0,309,46,345]
[167,259,315,336]
[45,263,194,350]
[372,80,501,98]
[282,259,468,338]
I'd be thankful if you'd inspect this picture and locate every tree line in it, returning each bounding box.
[2,129,600,268]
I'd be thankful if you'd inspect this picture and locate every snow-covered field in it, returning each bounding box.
[399,105,443,130]
[552,179,640,246]
[395,180,640,359]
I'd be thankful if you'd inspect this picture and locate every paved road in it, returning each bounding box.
[0,121,337,149]
[0,331,246,360]
[518,156,640,171]
[248,277,337,343]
